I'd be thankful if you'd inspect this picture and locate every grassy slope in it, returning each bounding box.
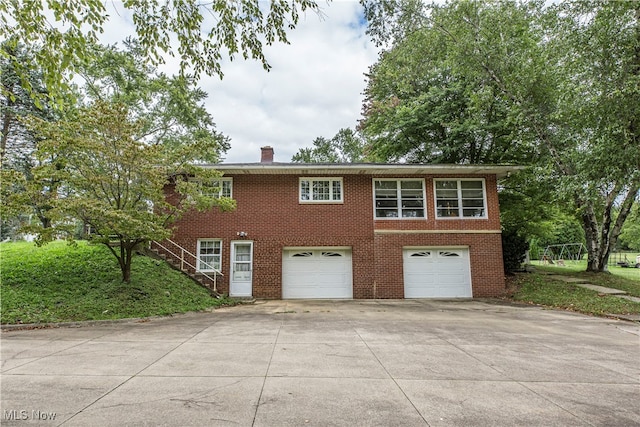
[1,241,234,324]
[508,262,640,317]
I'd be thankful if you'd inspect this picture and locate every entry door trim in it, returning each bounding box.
[230,241,253,297]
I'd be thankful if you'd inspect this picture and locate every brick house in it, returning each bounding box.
[161,146,521,299]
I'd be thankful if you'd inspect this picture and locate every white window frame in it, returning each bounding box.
[196,239,222,272]
[373,178,426,219]
[199,178,233,198]
[434,178,487,219]
[299,177,343,203]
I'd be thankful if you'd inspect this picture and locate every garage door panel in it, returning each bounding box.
[403,247,472,298]
[283,249,353,299]
[438,274,467,286]
[438,258,464,268]
[316,272,350,282]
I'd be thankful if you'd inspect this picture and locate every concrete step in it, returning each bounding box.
[615,295,640,303]
[575,283,627,295]
[550,276,587,283]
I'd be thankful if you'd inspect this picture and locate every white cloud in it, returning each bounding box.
[200,1,379,163]
[98,1,379,163]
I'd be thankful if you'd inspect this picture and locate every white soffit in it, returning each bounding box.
[204,163,524,178]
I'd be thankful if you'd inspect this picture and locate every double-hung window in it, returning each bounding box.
[435,179,486,218]
[199,178,232,198]
[299,178,343,203]
[197,239,222,272]
[374,179,426,219]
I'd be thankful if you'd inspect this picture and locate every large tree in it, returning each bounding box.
[77,40,230,163]
[1,42,62,232]
[292,128,367,163]
[549,1,640,271]
[1,41,229,236]
[24,101,234,282]
[0,0,322,103]
[0,41,54,164]
[360,0,639,272]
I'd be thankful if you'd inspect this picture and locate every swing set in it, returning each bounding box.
[540,243,586,266]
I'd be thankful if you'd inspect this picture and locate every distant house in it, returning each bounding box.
[159,146,521,299]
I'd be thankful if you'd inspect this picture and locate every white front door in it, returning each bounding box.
[230,241,253,297]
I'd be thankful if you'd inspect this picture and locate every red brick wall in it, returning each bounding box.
[164,173,506,298]
[372,233,505,298]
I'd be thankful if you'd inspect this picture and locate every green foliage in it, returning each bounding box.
[362,0,429,48]
[2,41,230,247]
[498,167,558,238]
[501,228,529,273]
[0,42,65,233]
[8,100,236,282]
[292,128,367,163]
[535,214,585,247]
[0,241,236,324]
[360,0,640,272]
[1,41,55,162]
[78,41,230,163]
[360,1,543,165]
[0,0,322,104]
[619,207,640,251]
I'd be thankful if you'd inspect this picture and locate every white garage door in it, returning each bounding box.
[403,248,472,298]
[282,248,353,299]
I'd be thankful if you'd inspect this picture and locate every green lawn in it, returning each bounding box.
[509,259,640,317]
[530,259,640,290]
[1,240,236,324]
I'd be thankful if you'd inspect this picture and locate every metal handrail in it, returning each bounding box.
[152,239,223,293]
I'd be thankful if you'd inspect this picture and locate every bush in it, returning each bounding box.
[502,229,530,273]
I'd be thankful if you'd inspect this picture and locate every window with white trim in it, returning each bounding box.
[199,178,232,198]
[299,178,343,202]
[374,179,426,219]
[435,179,487,218]
[197,239,222,272]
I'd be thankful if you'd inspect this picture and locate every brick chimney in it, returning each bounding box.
[261,146,274,163]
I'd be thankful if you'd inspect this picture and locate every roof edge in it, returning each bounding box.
[200,163,525,178]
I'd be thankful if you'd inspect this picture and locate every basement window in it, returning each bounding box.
[197,239,222,272]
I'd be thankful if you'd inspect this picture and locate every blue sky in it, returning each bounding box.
[100,1,380,163]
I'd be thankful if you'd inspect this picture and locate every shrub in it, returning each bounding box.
[502,229,530,273]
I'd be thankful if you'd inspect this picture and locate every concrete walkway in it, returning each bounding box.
[1,300,639,426]
[548,274,640,315]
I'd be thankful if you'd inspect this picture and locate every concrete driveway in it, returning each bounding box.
[1,300,639,426]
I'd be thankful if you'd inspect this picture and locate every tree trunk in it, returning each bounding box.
[121,260,131,283]
[38,215,52,229]
[581,185,639,273]
[0,70,15,163]
[119,242,134,283]
[120,241,142,283]
[1,106,11,162]
[103,240,133,283]
[581,200,605,272]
